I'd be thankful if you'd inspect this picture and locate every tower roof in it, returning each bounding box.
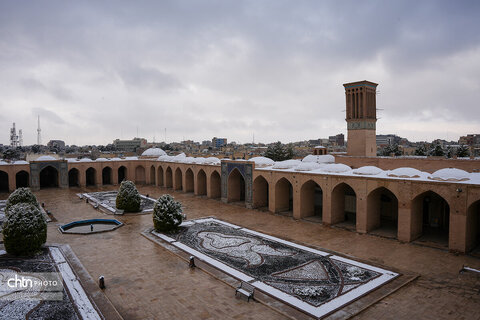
[343,80,378,89]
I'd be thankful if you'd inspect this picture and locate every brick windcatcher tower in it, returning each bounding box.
[344,80,378,157]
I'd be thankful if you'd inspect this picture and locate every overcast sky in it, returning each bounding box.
[1,1,479,146]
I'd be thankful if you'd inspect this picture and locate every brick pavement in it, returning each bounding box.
[3,185,479,319]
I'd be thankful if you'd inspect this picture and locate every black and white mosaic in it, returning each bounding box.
[81,191,157,214]
[153,218,398,318]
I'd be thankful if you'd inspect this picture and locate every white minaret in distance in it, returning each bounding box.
[37,115,42,145]
[18,129,23,146]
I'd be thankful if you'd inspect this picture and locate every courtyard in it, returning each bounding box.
[1,185,480,319]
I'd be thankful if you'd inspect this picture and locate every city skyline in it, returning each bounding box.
[1,1,479,145]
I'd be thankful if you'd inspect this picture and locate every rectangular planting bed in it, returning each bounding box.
[79,191,157,214]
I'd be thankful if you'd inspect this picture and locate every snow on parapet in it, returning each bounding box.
[141,147,167,157]
[353,166,383,176]
[387,167,423,178]
[35,155,57,161]
[302,154,335,164]
[430,168,470,181]
[249,157,275,168]
[272,160,302,169]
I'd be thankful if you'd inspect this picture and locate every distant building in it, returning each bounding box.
[459,134,480,146]
[212,137,227,148]
[328,134,345,146]
[47,140,66,150]
[113,138,147,152]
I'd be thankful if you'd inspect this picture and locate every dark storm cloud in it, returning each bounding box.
[0,0,479,144]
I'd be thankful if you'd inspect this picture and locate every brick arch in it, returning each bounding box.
[227,168,245,202]
[366,186,399,236]
[253,175,269,209]
[466,200,480,252]
[331,182,356,226]
[86,167,97,186]
[209,170,221,199]
[0,170,9,192]
[15,170,29,188]
[149,165,156,185]
[411,190,450,245]
[157,165,164,186]
[185,168,194,192]
[274,177,293,214]
[174,167,183,191]
[118,166,127,184]
[135,165,146,185]
[68,168,80,187]
[102,166,113,185]
[196,169,207,196]
[40,166,59,188]
[299,179,323,219]
[165,166,173,188]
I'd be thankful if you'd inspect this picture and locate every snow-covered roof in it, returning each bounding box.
[353,166,383,176]
[294,162,324,171]
[125,156,138,160]
[205,157,221,165]
[12,160,29,165]
[0,160,8,165]
[314,145,326,149]
[35,155,57,161]
[78,158,93,162]
[319,163,352,173]
[66,158,78,162]
[141,148,167,157]
[387,167,423,178]
[95,157,109,162]
[249,156,274,167]
[302,154,335,164]
[110,157,122,161]
[272,159,302,169]
[430,168,470,181]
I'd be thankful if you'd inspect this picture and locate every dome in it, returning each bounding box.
[430,168,470,181]
[205,157,221,165]
[78,158,93,162]
[141,148,167,157]
[320,163,352,173]
[387,167,423,178]
[353,166,383,176]
[95,157,109,162]
[35,155,57,161]
[294,162,324,171]
[249,157,275,167]
[158,155,173,161]
[272,160,302,169]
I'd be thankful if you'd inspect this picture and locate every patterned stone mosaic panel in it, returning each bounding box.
[158,218,398,318]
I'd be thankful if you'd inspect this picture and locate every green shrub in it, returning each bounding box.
[3,203,47,256]
[5,188,40,215]
[153,194,184,232]
[115,180,141,212]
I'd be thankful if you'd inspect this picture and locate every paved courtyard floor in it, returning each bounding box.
[2,185,479,319]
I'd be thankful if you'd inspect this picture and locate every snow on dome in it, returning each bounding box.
[353,166,383,176]
[180,157,195,163]
[125,156,138,160]
[66,158,78,162]
[430,168,470,181]
[0,160,8,165]
[13,160,29,165]
[272,159,302,169]
[249,157,275,167]
[35,155,57,161]
[387,167,423,178]
[157,155,172,161]
[110,157,122,161]
[192,157,208,164]
[294,162,324,171]
[302,154,335,164]
[95,157,108,162]
[172,153,186,161]
[314,145,326,149]
[141,148,167,157]
[78,158,93,162]
[320,163,352,173]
